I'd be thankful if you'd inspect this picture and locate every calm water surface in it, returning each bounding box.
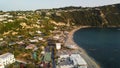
[73,28,120,68]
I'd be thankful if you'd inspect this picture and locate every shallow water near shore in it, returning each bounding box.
[73,27,120,68]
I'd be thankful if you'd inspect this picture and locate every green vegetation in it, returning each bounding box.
[50,4,120,27]
[44,52,51,62]
[0,3,120,68]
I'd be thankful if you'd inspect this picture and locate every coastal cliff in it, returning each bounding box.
[50,4,120,27]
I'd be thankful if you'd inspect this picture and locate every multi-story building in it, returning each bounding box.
[56,43,61,50]
[0,53,15,67]
[57,54,87,68]
[0,64,4,68]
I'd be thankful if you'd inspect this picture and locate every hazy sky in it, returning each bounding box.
[0,0,120,11]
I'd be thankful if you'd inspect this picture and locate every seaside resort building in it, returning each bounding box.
[57,54,87,68]
[0,53,15,68]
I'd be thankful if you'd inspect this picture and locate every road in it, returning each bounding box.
[51,47,56,68]
[79,52,100,68]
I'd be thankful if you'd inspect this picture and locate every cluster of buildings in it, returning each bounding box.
[49,28,87,68]
[51,28,87,68]
[57,54,87,68]
[0,53,15,68]
[0,13,13,23]
[0,8,89,68]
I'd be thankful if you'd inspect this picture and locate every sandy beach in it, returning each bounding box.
[64,26,101,68]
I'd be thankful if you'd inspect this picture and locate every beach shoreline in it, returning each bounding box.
[65,26,101,68]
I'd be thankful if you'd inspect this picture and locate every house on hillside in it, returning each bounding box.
[25,44,38,51]
[29,39,38,43]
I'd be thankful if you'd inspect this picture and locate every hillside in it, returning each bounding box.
[50,4,120,27]
[0,4,120,35]
[0,3,120,68]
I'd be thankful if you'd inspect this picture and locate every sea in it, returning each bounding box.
[73,27,120,68]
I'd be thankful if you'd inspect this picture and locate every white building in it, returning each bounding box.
[29,39,38,43]
[38,37,43,41]
[66,45,78,49]
[56,43,61,50]
[8,19,13,22]
[0,38,3,41]
[70,54,87,67]
[57,54,87,68]
[0,64,4,68]
[0,53,15,67]
[36,31,42,34]
[0,18,6,21]
[53,35,60,40]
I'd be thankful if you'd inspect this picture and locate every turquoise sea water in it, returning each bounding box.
[73,28,120,68]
